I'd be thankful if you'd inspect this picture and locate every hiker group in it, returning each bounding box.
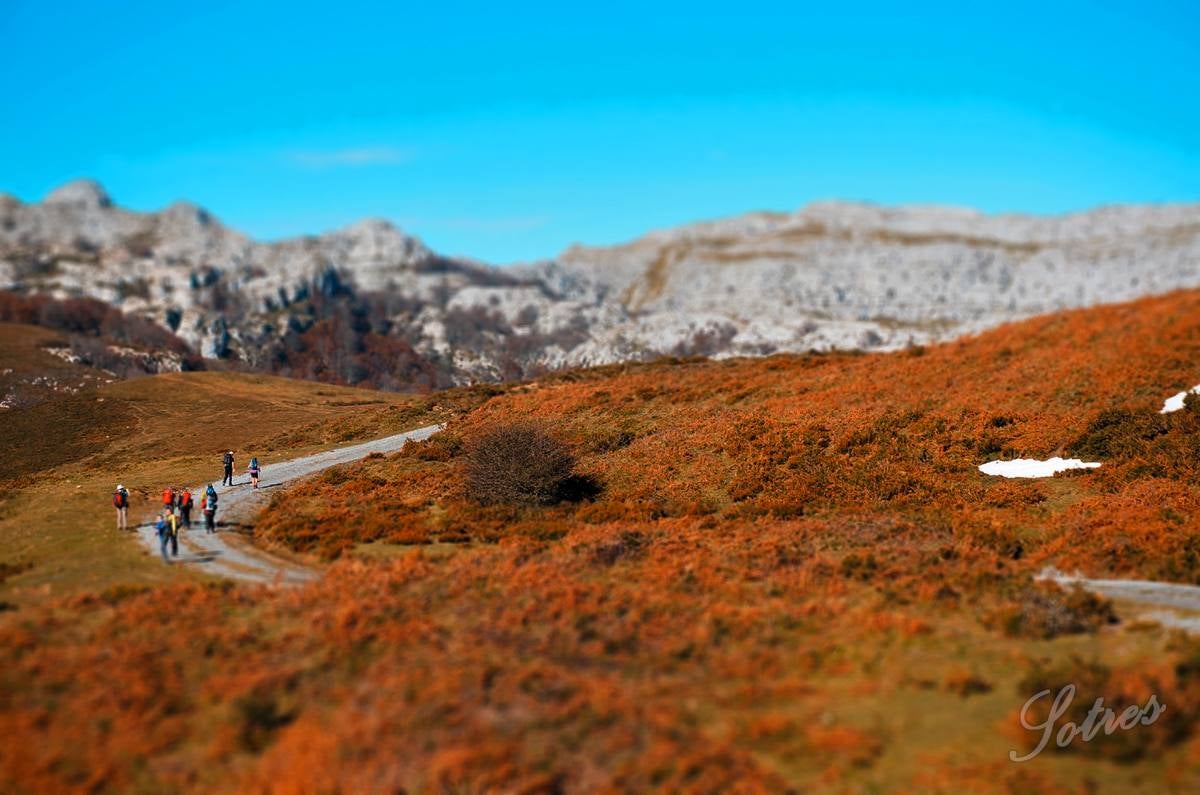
[152,484,218,561]
[110,450,262,564]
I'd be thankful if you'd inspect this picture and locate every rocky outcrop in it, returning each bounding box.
[523,201,1200,358]
[3,180,1199,387]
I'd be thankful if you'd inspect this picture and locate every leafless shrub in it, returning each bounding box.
[990,583,1117,639]
[465,422,579,506]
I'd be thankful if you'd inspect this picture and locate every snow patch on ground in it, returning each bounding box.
[979,458,1101,478]
[1161,385,1200,413]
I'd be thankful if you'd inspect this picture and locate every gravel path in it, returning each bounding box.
[135,424,442,585]
[1039,566,1200,633]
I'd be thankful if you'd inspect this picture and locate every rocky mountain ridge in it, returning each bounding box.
[3,180,1199,388]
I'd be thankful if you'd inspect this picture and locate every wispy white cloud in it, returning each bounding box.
[287,146,414,169]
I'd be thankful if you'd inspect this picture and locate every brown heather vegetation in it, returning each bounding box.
[0,291,203,374]
[254,288,1200,580]
[5,292,1200,791]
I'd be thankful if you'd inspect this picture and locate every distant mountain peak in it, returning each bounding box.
[323,217,433,266]
[44,179,113,209]
[335,217,409,239]
[3,180,1200,391]
[162,200,216,228]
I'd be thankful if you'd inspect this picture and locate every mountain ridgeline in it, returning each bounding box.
[3,179,1199,390]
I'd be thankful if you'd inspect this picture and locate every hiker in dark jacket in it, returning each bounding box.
[222,451,235,486]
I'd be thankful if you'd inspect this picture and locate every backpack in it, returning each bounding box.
[113,491,127,508]
[223,452,234,466]
[181,491,192,508]
[250,457,259,470]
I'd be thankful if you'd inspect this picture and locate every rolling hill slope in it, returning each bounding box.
[3,292,1200,792]
[0,334,473,604]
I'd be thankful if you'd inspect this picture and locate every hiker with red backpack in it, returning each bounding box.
[112,485,129,530]
[179,488,193,527]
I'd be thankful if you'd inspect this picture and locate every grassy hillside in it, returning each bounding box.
[0,326,474,605]
[258,288,1200,582]
[4,295,1200,792]
[0,322,116,411]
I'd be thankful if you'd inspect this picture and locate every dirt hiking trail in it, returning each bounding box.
[135,424,442,584]
[1040,567,1200,634]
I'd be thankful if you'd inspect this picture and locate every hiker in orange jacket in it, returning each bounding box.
[161,487,175,514]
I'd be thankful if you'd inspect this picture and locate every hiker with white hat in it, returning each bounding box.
[112,484,129,530]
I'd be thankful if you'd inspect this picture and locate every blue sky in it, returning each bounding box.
[2,1,1198,263]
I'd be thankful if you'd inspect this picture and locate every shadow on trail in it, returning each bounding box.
[171,550,220,564]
